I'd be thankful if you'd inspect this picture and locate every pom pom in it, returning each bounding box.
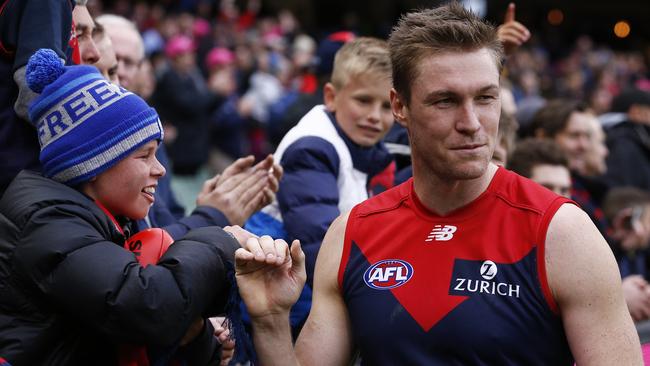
[26,49,65,93]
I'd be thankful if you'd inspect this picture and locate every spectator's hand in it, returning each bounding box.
[218,154,282,211]
[162,121,178,145]
[196,156,274,225]
[209,317,235,366]
[497,3,530,56]
[234,236,305,319]
[622,275,650,322]
[251,154,283,208]
[214,155,255,185]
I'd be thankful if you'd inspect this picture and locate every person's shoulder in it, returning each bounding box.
[353,179,411,218]
[283,135,337,155]
[279,106,335,144]
[281,136,340,171]
[548,202,590,231]
[543,202,609,278]
[495,168,569,214]
[1,171,95,227]
[608,122,648,148]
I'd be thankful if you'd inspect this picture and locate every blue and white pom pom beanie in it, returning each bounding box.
[26,49,163,186]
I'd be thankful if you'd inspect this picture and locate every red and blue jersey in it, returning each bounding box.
[338,167,574,365]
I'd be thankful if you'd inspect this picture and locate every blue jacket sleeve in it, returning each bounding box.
[278,136,340,287]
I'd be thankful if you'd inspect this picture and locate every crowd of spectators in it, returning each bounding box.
[3,0,650,363]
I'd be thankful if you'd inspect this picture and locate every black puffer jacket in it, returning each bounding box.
[604,121,650,190]
[0,171,239,365]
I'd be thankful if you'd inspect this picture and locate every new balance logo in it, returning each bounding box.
[425,225,457,242]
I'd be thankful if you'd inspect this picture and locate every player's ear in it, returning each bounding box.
[391,88,408,127]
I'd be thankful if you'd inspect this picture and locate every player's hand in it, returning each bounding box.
[497,3,530,56]
[234,236,306,319]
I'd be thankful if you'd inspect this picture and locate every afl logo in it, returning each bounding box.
[363,259,414,290]
[480,260,497,280]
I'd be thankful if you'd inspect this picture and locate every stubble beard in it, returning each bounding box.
[417,152,490,183]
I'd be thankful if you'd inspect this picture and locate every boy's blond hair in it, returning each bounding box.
[330,37,391,89]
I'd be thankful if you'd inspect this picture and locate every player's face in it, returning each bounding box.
[325,72,394,147]
[391,49,501,181]
[82,140,165,220]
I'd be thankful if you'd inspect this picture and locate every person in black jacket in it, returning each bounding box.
[604,88,650,191]
[0,0,73,196]
[0,49,240,365]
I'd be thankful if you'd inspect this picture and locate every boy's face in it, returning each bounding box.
[82,140,165,220]
[324,72,393,147]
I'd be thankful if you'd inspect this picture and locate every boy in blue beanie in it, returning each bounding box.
[0,49,240,365]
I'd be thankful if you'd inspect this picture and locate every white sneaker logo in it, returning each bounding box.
[425,225,457,242]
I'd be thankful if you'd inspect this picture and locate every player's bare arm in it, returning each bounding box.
[295,211,355,365]
[233,231,305,366]
[546,203,642,365]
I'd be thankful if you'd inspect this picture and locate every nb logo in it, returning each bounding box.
[426,225,457,242]
[480,260,497,280]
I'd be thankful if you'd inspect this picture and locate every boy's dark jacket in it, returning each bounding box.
[0,171,238,365]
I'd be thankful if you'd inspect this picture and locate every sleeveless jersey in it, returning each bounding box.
[338,167,574,365]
